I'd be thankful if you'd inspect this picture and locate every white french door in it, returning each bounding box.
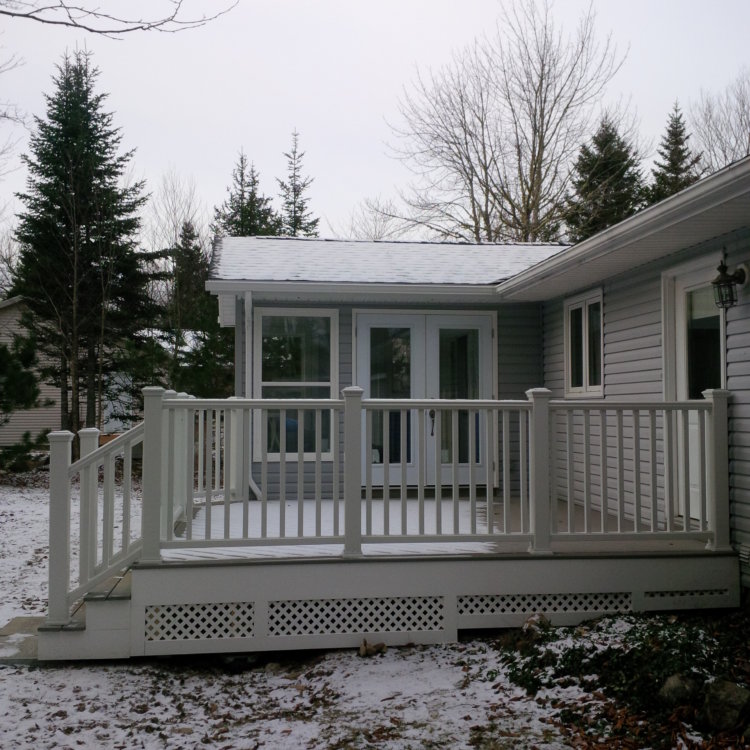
[355,311,495,486]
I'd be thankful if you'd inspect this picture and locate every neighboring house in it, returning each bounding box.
[0,296,60,447]
[38,156,750,660]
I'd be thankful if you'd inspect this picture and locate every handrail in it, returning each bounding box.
[364,398,531,410]
[165,398,345,410]
[550,399,712,411]
[69,422,145,475]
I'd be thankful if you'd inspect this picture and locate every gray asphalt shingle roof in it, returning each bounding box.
[209,237,568,286]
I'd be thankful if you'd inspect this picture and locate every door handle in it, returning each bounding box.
[429,408,436,437]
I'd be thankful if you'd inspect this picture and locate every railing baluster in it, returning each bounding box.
[261,408,268,538]
[502,409,510,534]
[400,409,407,535]
[242,407,250,539]
[123,442,132,550]
[434,410,442,535]
[279,409,287,538]
[451,409,459,533]
[566,410,574,533]
[681,407,690,531]
[383,409,390,535]
[583,408,591,533]
[186,409,194,541]
[485,407,494,534]
[699,408,707,532]
[224,408,232,539]
[197,410,204,497]
[315,408,322,536]
[664,409,679,531]
[469,409,476,534]
[204,410,213,540]
[599,409,608,533]
[103,453,114,567]
[616,409,624,532]
[649,409,657,532]
[297,408,304,537]
[365,408,373,535]
[418,408,425,535]
[332,405,340,537]
[633,409,641,533]
[214,410,221,493]
[520,408,528,534]
[166,408,175,542]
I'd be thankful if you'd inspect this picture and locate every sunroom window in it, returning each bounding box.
[565,291,603,396]
[255,310,338,456]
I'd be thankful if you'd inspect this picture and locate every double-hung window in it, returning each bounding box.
[254,308,338,458]
[564,291,603,396]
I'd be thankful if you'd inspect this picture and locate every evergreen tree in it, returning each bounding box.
[277,130,319,237]
[13,50,150,434]
[0,334,39,427]
[212,151,280,238]
[161,221,233,397]
[566,116,646,243]
[648,103,701,205]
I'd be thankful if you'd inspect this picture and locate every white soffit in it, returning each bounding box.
[496,156,750,301]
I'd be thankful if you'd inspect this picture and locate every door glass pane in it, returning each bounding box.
[687,286,721,399]
[439,329,479,464]
[587,301,602,387]
[569,306,583,388]
[370,328,411,464]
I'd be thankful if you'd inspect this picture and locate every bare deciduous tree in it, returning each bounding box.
[691,68,750,174]
[0,227,18,297]
[0,1,237,37]
[345,196,411,241]
[391,0,621,243]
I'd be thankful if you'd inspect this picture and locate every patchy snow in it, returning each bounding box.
[0,476,732,748]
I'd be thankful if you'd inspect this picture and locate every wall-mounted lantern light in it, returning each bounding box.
[712,252,748,310]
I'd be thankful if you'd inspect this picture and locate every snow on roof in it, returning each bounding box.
[209,236,568,286]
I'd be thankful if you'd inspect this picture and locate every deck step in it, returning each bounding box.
[84,570,132,602]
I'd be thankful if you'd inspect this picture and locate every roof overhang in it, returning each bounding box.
[206,280,501,321]
[495,157,750,301]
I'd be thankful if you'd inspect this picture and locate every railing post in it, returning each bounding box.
[141,387,165,563]
[77,427,100,586]
[342,386,363,557]
[47,431,74,626]
[703,389,732,551]
[526,388,553,554]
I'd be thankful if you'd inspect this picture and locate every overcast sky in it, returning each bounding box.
[2,0,750,240]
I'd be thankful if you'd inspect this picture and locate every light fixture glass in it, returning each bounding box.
[712,253,746,310]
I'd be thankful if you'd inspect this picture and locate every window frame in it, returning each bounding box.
[253,307,339,461]
[564,289,603,398]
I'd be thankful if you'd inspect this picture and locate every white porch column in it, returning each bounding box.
[142,387,165,563]
[703,388,732,551]
[526,388,553,554]
[342,386,363,557]
[47,431,74,626]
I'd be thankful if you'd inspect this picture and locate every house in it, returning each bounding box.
[38,156,750,660]
[0,296,60,448]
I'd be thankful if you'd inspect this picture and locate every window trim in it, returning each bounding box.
[564,289,603,398]
[252,307,339,461]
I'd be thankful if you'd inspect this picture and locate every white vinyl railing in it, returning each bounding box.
[47,425,144,625]
[47,386,731,625]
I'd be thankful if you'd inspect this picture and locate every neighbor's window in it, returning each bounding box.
[565,291,602,396]
[255,309,338,456]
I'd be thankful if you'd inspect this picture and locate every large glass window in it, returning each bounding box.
[256,311,337,456]
[565,291,603,396]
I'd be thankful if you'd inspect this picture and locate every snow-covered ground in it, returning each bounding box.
[0,476,724,748]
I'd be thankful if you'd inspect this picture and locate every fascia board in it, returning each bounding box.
[205,280,499,300]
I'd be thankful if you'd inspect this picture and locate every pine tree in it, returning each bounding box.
[566,116,646,243]
[648,103,701,205]
[212,151,280,238]
[13,50,150,434]
[277,130,319,237]
[160,221,233,397]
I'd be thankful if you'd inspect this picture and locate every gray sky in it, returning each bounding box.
[2,0,750,238]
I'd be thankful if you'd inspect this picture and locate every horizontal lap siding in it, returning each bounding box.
[544,272,664,519]
[0,302,60,446]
